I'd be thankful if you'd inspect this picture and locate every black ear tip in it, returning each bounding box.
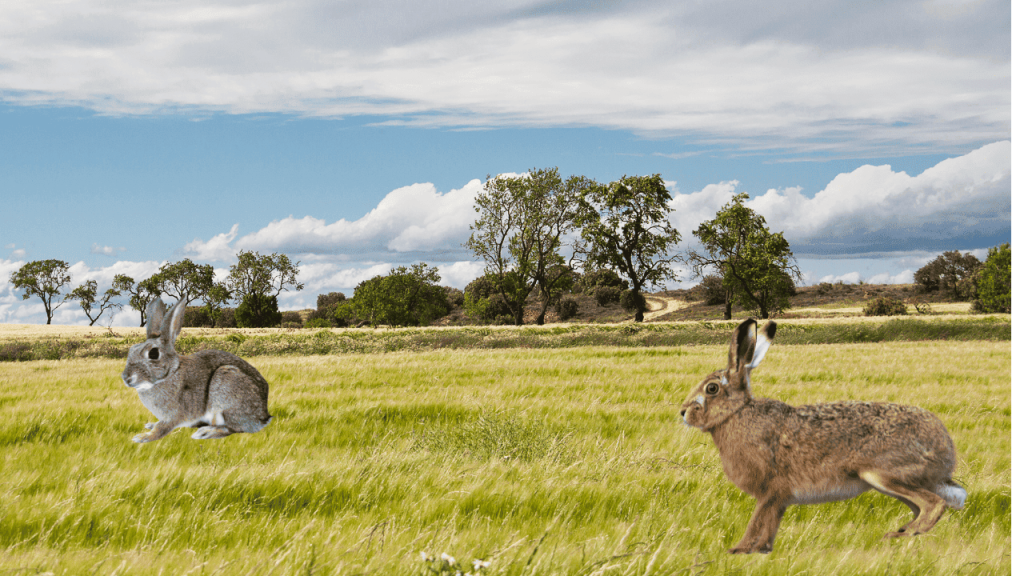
[765,322,777,338]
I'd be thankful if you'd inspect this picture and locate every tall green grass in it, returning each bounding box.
[0,315,1010,362]
[0,341,1010,574]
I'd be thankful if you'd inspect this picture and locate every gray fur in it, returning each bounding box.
[121,299,272,443]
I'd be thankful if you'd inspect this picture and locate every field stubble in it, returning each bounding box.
[0,341,1010,575]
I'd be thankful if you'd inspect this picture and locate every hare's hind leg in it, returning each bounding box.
[203,366,270,437]
[860,471,946,538]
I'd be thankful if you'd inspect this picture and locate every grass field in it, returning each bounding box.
[0,335,1010,575]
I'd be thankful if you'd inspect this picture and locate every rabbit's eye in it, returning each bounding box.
[705,382,720,395]
[148,348,160,360]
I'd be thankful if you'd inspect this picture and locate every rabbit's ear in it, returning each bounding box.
[728,318,759,373]
[747,321,777,370]
[146,299,166,339]
[160,299,187,345]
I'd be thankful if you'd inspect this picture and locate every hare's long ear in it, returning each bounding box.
[728,318,759,374]
[146,299,166,339]
[747,321,777,370]
[160,299,187,346]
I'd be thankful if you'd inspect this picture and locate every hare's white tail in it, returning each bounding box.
[936,481,967,510]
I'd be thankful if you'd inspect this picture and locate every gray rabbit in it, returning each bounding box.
[121,298,272,443]
[680,318,965,553]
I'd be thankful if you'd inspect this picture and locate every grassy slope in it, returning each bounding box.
[0,341,1010,575]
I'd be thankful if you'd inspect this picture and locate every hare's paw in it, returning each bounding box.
[192,426,232,440]
[728,545,754,554]
[884,528,915,539]
[132,432,155,443]
[145,422,157,430]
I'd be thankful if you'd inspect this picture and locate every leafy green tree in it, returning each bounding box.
[9,259,71,324]
[913,250,983,301]
[235,293,283,328]
[349,263,449,327]
[69,280,123,326]
[152,259,217,305]
[576,174,683,322]
[465,168,589,325]
[229,250,303,301]
[463,273,514,324]
[686,193,801,319]
[972,243,1010,313]
[112,274,161,327]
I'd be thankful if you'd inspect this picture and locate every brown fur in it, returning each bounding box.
[122,299,272,443]
[680,318,964,553]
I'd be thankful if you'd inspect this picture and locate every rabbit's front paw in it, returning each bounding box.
[145,422,157,430]
[132,432,155,443]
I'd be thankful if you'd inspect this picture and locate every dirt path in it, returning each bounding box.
[631,294,687,321]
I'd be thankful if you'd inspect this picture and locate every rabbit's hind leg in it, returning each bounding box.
[860,471,946,538]
[207,366,270,434]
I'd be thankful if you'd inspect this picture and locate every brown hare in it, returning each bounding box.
[680,318,965,554]
[121,298,272,443]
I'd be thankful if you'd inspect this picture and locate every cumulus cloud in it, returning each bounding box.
[0,0,1007,155]
[184,180,483,263]
[674,141,1010,258]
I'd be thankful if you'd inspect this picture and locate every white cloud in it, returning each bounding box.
[675,141,1010,258]
[184,179,483,262]
[0,1,1007,155]
[90,244,126,256]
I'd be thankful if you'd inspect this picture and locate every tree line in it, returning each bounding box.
[9,251,302,326]
[9,168,1010,327]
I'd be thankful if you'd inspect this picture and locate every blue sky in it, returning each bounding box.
[0,0,1012,325]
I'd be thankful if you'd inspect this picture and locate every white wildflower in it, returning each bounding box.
[473,559,491,570]
[441,552,456,565]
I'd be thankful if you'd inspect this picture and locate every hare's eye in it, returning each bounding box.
[148,348,160,360]
[705,382,720,395]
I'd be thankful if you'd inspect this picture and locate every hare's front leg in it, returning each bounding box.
[729,498,788,554]
[133,421,175,443]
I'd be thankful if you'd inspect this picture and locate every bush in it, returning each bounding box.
[235,294,283,328]
[304,317,332,329]
[280,311,303,328]
[593,286,622,307]
[972,243,1011,313]
[696,275,729,305]
[182,306,214,328]
[578,269,628,295]
[307,292,348,327]
[863,296,908,316]
[556,298,579,320]
[349,263,450,327]
[619,289,647,313]
[215,308,237,328]
[443,286,465,309]
[464,275,513,323]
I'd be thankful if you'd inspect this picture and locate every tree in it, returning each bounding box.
[229,250,303,301]
[687,193,801,319]
[70,280,123,326]
[972,243,1010,313]
[9,259,71,324]
[576,174,683,322]
[348,263,450,327]
[913,250,983,301]
[112,274,161,327]
[235,293,283,328]
[153,259,217,305]
[465,168,589,325]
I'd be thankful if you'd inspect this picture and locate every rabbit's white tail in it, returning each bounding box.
[936,481,967,510]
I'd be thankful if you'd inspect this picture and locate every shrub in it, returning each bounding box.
[280,311,303,328]
[215,308,237,328]
[593,286,622,307]
[464,275,513,323]
[619,289,647,313]
[349,263,450,327]
[182,306,214,328]
[863,296,908,316]
[556,298,579,320]
[578,269,628,295]
[816,282,834,295]
[696,275,729,305]
[235,294,283,328]
[972,243,1011,313]
[307,292,348,327]
[443,286,465,309]
[304,317,332,329]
